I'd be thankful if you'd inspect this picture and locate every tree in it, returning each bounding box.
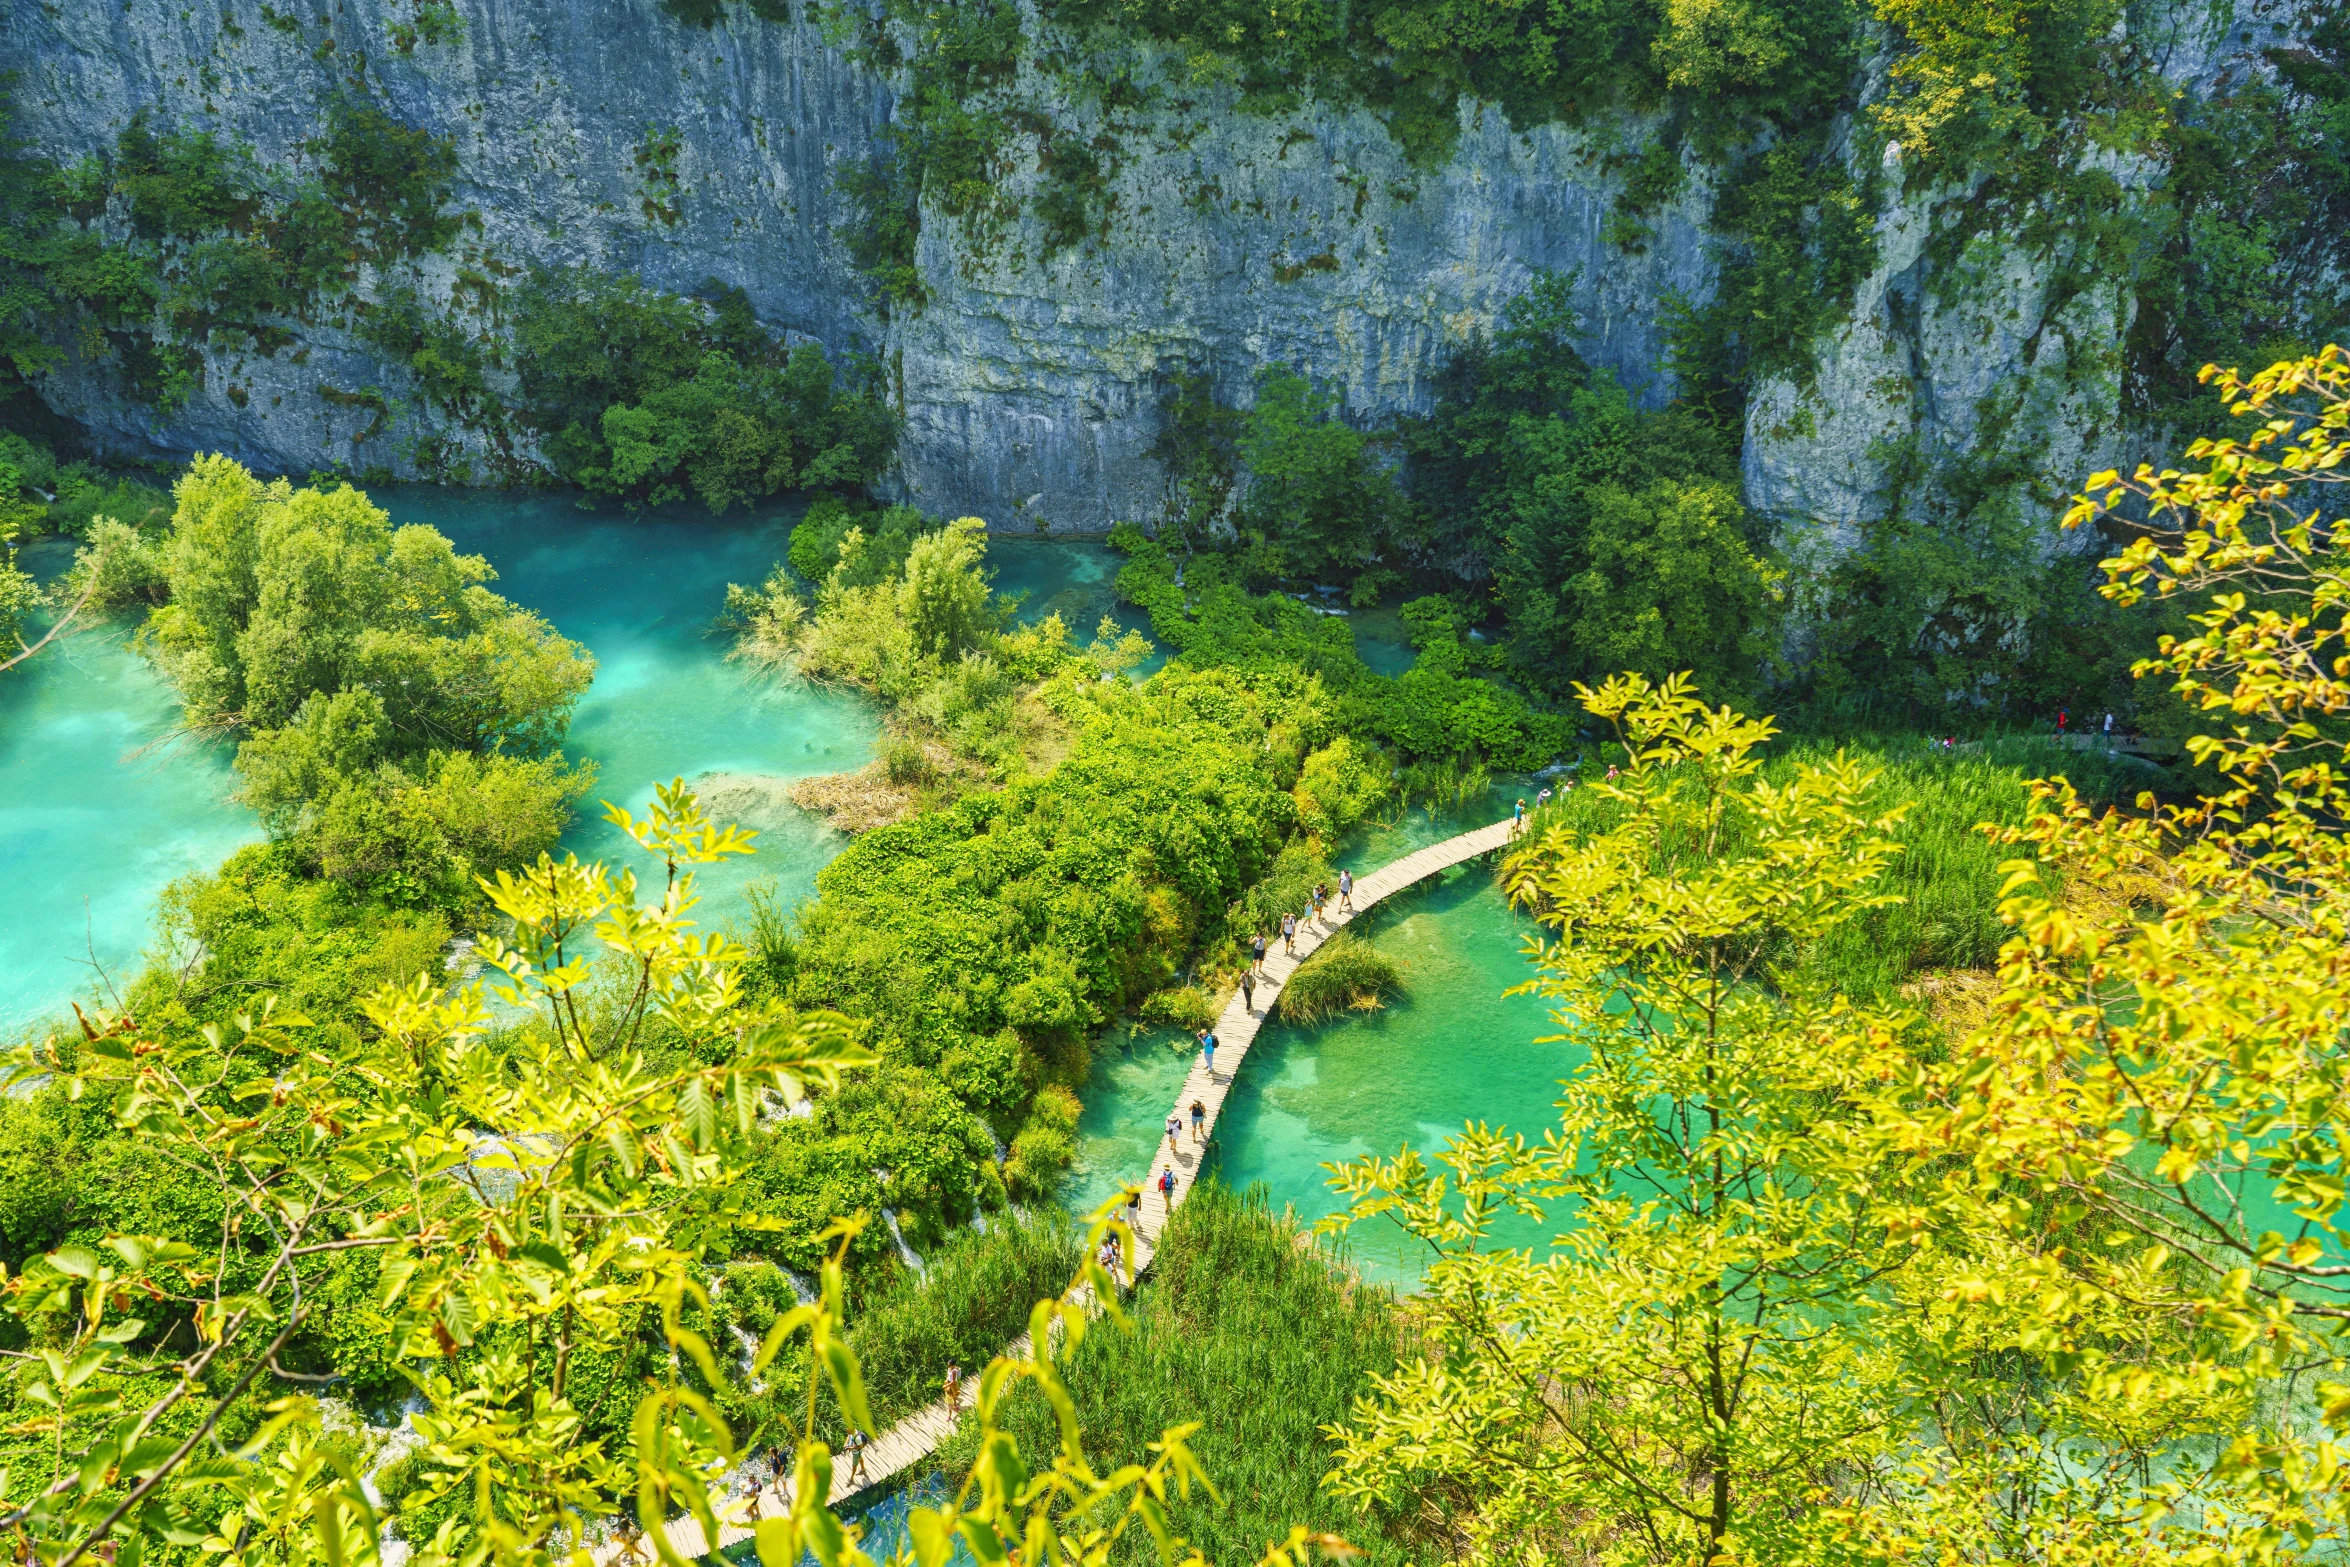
[1236,369,1403,585]
[3,781,1317,1567]
[898,515,998,666]
[1322,673,1916,1565]
[1851,345,2350,1559]
[1,784,874,1567]
[1563,478,1781,698]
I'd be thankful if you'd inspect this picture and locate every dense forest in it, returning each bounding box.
[3,0,2350,1563]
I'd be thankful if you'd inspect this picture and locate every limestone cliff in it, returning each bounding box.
[0,0,2298,536]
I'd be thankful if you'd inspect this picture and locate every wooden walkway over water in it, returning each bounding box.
[595,815,1518,1562]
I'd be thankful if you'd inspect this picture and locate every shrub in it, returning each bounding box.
[511,268,894,510]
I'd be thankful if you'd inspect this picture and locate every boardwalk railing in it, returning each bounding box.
[590,815,1519,1562]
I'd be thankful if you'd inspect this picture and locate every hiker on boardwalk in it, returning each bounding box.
[1190,1098,1206,1143]
[1250,929,1268,973]
[1513,797,1527,835]
[1165,1110,1183,1151]
[1125,1184,1142,1230]
[1241,968,1257,1012]
[1282,910,1297,954]
[1197,1027,1218,1077]
[1312,882,1328,921]
[844,1426,869,1486]
[1338,868,1353,911]
[944,1363,962,1416]
[1158,1165,1177,1208]
[1536,785,1552,810]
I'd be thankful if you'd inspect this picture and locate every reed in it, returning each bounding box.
[1276,930,1405,1023]
[932,1182,1413,1564]
[850,1208,1082,1428]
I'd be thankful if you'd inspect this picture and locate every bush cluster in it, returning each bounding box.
[510,269,895,512]
[139,457,597,906]
[1,91,460,412]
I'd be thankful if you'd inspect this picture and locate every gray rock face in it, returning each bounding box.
[0,0,2286,537]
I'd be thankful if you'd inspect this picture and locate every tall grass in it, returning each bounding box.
[714,1210,1080,1443]
[852,1210,1081,1428]
[1277,930,1404,1023]
[932,1182,1412,1564]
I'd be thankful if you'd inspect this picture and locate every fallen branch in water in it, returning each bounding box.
[0,542,107,674]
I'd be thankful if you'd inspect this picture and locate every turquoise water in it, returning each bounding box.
[385,489,880,927]
[984,535,1163,670]
[0,537,260,1034]
[2,490,1149,1035]
[1063,792,1576,1289]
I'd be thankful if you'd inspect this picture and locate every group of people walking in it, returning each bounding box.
[1242,869,1354,1004]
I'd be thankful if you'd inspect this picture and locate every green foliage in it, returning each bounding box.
[2122,18,2350,435]
[1404,272,1773,700]
[1113,532,1572,770]
[1667,126,1874,421]
[1148,371,1244,551]
[0,541,38,655]
[1328,674,1924,1564]
[1059,0,1860,164]
[840,1212,1081,1425]
[1274,929,1402,1023]
[359,285,491,414]
[1870,0,2129,170]
[0,790,902,1567]
[0,86,459,410]
[1232,368,1405,583]
[136,458,596,904]
[944,1182,1411,1564]
[126,841,457,1037]
[1789,503,2155,728]
[511,268,894,510]
[794,662,1309,1070]
[304,96,463,260]
[712,1210,1081,1443]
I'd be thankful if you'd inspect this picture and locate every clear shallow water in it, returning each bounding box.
[0,539,260,1034]
[1063,790,1578,1290]
[1,490,1151,1034]
[984,535,1163,671]
[384,489,881,929]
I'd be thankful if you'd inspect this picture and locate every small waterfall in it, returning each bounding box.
[730,1323,764,1390]
[881,1209,925,1275]
[784,1269,817,1306]
[362,1390,432,1567]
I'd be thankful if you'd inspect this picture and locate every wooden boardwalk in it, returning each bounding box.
[594,816,1519,1563]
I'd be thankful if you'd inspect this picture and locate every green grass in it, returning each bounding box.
[850,1209,1082,1428]
[710,1210,1081,1449]
[931,1182,1412,1565]
[1277,930,1405,1024]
